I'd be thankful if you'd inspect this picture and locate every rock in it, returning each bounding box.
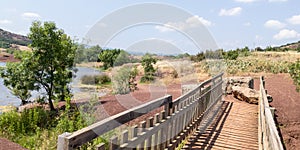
[232,86,259,104]
[223,77,254,94]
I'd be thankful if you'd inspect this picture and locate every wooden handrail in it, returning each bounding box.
[258,76,284,150]
[57,73,224,150]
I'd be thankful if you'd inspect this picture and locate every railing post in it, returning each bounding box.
[165,96,172,117]
[57,132,72,150]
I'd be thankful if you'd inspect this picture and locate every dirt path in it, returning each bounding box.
[0,138,27,150]
[254,73,300,150]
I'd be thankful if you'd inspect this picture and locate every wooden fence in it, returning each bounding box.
[57,73,223,150]
[258,76,284,150]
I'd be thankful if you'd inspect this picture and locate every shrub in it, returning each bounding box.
[223,50,239,60]
[289,60,300,91]
[113,66,137,94]
[81,74,111,85]
[141,54,157,83]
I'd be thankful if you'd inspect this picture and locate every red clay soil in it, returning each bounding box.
[254,73,300,150]
[0,138,27,150]
[92,83,182,124]
[0,53,19,62]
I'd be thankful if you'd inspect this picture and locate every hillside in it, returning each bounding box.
[0,28,31,48]
[279,41,300,50]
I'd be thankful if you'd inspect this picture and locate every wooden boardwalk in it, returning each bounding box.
[183,95,258,150]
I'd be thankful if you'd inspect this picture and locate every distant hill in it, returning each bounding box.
[279,41,300,50]
[0,28,31,48]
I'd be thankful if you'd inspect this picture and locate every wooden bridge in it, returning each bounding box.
[57,73,284,150]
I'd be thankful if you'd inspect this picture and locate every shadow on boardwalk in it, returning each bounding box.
[184,96,258,150]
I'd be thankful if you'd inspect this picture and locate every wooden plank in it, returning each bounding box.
[146,117,154,150]
[172,73,223,106]
[57,132,72,150]
[259,76,284,150]
[120,130,129,147]
[58,73,224,149]
[110,136,119,150]
[96,143,105,150]
[153,113,160,150]
[65,95,172,148]
[137,121,146,150]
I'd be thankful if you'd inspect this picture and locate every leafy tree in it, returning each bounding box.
[26,21,76,111]
[98,49,121,69]
[87,45,102,62]
[75,45,103,63]
[141,53,157,82]
[0,61,35,105]
[114,51,131,66]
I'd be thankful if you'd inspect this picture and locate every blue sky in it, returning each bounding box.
[0,0,300,54]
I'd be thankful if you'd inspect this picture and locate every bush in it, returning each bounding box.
[141,54,157,83]
[223,50,239,60]
[112,66,137,94]
[81,74,111,85]
[0,100,99,149]
[289,60,300,91]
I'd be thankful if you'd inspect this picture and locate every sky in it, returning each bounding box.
[0,0,300,54]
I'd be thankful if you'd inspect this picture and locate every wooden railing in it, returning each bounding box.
[57,73,223,150]
[258,76,284,150]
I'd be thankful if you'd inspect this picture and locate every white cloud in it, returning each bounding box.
[155,25,175,32]
[21,12,41,19]
[264,20,286,29]
[155,15,213,32]
[186,16,212,27]
[219,7,242,16]
[235,0,258,3]
[0,19,12,24]
[268,0,288,2]
[244,22,251,26]
[273,29,300,40]
[287,14,300,25]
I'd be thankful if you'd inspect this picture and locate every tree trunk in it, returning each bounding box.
[48,94,55,111]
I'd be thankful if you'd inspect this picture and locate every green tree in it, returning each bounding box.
[87,45,102,62]
[141,53,157,82]
[98,49,121,69]
[25,21,76,111]
[0,61,35,105]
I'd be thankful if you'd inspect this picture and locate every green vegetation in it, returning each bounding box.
[98,49,138,70]
[1,62,35,104]
[0,28,31,48]
[0,97,106,149]
[81,74,111,85]
[112,66,138,94]
[140,53,157,82]
[0,21,77,111]
[75,45,103,63]
[98,49,121,69]
[190,47,251,62]
[289,60,300,91]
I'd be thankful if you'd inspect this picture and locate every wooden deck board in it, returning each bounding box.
[183,96,258,150]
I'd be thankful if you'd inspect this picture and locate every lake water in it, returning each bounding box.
[0,62,101,107]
